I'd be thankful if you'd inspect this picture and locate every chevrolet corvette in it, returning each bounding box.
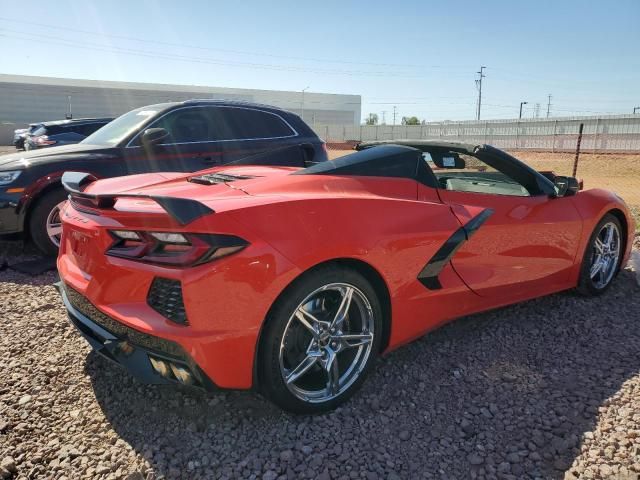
[57,141,635,413]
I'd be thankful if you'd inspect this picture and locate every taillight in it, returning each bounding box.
[107,231,248,266]
[34,135,56,146]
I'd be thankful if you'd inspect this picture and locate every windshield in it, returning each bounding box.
[81,107,158,146]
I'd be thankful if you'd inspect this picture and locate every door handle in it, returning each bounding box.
[201,156,220,165]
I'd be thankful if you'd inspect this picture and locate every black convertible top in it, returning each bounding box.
[354,140,556,196]
[293,144,439,188]
[356,139,479,154]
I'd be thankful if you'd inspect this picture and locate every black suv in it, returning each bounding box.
[23,118,114,151]
[0,100,328,254]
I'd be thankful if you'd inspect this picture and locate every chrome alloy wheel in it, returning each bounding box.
[278,283,375,404]
[45,201,66,248]
[590,221,621,289]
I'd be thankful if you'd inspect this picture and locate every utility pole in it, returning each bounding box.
[66,95,72,119]
[534,103,540,118]
[301,86,309,121]
[381,110,387,125]
[392,106,397,125]
[546,94,552,118]
[475,66,486,120]
[519,101,528,119]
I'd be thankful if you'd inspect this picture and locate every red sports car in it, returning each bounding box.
[57,141,635,413]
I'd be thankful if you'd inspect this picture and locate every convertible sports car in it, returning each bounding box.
[57,141,634,413]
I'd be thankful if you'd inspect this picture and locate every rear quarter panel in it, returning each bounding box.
[226,192,483,350]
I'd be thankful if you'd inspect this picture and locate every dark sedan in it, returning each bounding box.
[23,118,114,151]
[0,100,327,254]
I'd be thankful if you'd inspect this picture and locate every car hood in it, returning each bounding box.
[0,143,116,169]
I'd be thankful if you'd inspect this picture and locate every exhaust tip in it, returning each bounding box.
[149,355,195,385]
[170,363,194,385]
[149,356,171,377]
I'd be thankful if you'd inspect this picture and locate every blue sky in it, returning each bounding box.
[1,0,638,122]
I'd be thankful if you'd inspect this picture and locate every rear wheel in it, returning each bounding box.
[260,266,382,413]
[577,214,623,296]
[29,188,68,256]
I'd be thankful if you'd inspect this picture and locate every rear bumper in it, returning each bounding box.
[58,282,219,391]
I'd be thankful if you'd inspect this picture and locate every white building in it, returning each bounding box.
[0,74,361,144]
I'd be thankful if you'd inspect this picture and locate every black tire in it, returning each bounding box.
[29,188,68,256]
[259,265,383,414]
[576,213,623,296]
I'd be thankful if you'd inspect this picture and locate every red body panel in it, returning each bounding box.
[438,190,583,297]
[57,163,636,389]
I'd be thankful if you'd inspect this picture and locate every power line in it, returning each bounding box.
[1,30,449,79]
[4,30,447,78]
[0,16,473,72]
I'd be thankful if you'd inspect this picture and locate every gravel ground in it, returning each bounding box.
[0,238,639,480]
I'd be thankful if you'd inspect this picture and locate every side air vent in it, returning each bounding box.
[188,172,257,185]
[147,278,188,325]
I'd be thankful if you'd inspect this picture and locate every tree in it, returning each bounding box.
[365,113,378,125]
[401,116,420,125]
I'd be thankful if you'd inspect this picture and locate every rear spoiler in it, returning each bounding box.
[61,172,214,225]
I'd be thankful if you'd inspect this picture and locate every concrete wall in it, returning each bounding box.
[314,115,640,152]
[0,74,361,144]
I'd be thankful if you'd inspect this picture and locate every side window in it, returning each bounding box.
[43,125,65,136]
[428,150,530,197]
[153,108,213,144]
[65,124,90,136]
[81,123,105,136]
[211,107,295,140]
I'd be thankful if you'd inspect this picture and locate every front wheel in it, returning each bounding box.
[577,213,623,296]
[29,189,68,256]
[260,266,383,413]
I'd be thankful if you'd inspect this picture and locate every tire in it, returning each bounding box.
[29,188,68,256]
[259,265,383,414]
[577,213,623,296]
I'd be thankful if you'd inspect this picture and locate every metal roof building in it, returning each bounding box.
[0,74,361,144]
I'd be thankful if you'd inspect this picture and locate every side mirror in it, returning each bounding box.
[553,175,580,197]
[141,128,169,147]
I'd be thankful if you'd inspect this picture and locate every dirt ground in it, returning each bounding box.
[512,151,640,208]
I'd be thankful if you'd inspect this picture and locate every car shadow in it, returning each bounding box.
[85,268,640,479]
[0,240,59,286]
